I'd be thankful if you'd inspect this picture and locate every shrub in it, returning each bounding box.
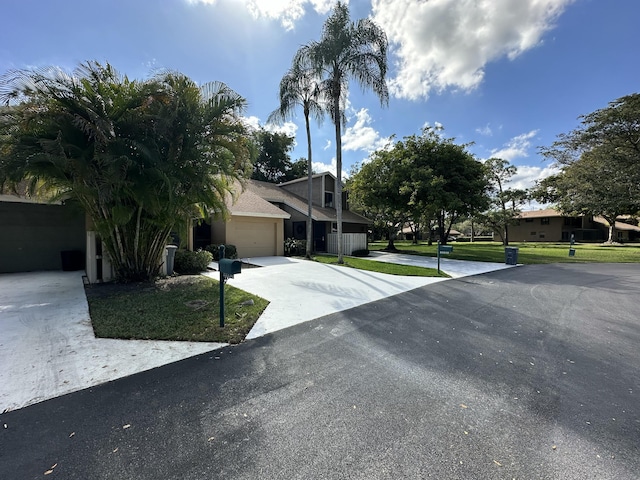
[174,249,213,274]
[351,249,370,257]
[204,244,238,261]
[284,238,306,256]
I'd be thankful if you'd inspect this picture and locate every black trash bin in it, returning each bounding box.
[505,246,519,265]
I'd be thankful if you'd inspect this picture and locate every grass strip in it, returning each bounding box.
[87,275,268,344]
[311,254,448,277]
[369,241,640,264]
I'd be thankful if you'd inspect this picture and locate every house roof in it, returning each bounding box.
[593,216,640,232]
[227,186,290,219]
[246,178,370,225]
[0,194,61,205]
[518,208,563,218]
[278,171,337,187]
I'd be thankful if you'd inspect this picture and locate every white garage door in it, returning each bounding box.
[229,218,278,258]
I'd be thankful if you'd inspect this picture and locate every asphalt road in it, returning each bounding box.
[1,263,639,479]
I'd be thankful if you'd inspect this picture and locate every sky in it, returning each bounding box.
[2,0,639,207]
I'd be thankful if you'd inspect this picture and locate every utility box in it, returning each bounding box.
[219,258,242,276]
[505,246,519,265]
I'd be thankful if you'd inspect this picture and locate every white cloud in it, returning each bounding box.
[243,115,262,131]
[476,124,493,137]
[323,139,332,150]
[264,120,298,138]
[372,0,575,100]
[490,130,539,161]
[311,157,349,179]
[186,0,339,30]
[510,164,560,191]
[341,108,392,153]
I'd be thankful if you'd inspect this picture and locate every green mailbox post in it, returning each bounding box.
[218,245,241,327]
[437,242,453,274]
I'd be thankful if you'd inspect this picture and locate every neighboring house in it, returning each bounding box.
[0,195,86,273]
[508,209,640,242]
[193,172,370,257]
[194,188,290,257]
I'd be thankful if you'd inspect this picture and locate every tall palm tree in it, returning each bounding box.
[303,1,388,263]
[268,54,325,258]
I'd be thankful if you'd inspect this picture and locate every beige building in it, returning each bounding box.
[509,209,640,243]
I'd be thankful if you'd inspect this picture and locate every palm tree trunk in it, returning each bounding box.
[334,104,343,264]
[305,113,313,258]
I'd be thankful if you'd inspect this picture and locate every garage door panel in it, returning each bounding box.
[228,218,277,258]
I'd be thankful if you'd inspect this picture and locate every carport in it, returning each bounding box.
[0,196,86,273]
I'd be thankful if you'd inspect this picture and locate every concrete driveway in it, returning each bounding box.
[1,254,511,412]
[0,271,224,413]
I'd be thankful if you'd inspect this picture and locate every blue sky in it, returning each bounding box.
[2,0,638,201]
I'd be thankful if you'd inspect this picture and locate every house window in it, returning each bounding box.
[324,192,333,208]
[539,232,545,239]
[525,218,534,223]
[541,218,550,225]
[530,231,536,236]
[331,222,337,232]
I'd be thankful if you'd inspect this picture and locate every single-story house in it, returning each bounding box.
[192,172,370,257]
[508,209,640,242]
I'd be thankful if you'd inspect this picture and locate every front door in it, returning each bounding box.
[313,221,326,252]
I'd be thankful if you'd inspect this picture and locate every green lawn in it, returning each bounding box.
[369,240,640,264]
[311,254,448,277]
[87,275,268,344]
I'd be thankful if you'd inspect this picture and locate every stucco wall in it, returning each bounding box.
[509,217,565,242]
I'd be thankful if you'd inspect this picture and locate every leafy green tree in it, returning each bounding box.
[348,150,412,251]
[288,158,311,181]
[350,128,488,247]
[303,1,388,263]
[268,55,325,257]
[535,150,638,242]
[0,62,250,281]
[480,158,528,245]
[403,128,489,244]
[250,129,295,183]
[538,93,640,242]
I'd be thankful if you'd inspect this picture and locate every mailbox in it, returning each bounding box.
[219,258,242,276]
[438,245,453,254]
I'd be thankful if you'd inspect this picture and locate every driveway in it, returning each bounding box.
[1,255,510,412]
[1,263,638,479]
[0,271,224,413]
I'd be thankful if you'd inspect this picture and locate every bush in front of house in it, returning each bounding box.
[351,249,370,257]
[284,238,306,256]
[204,244,238,261]
[174,249,213,274]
